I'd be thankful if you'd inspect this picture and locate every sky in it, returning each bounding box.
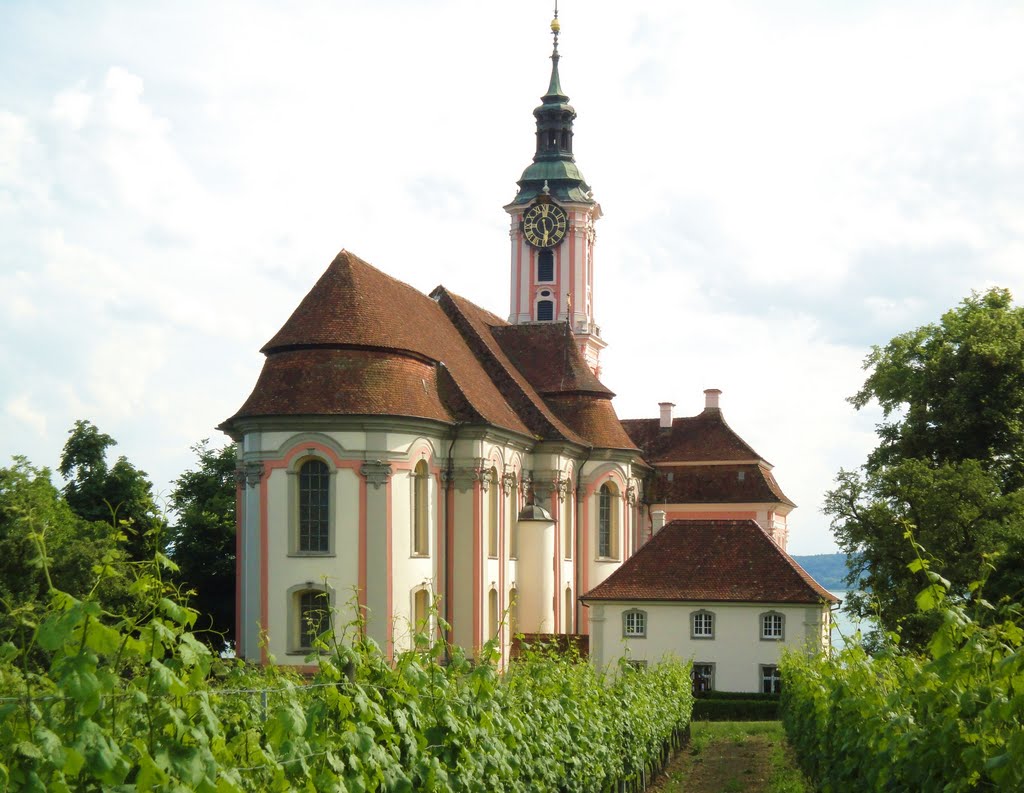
[1,0,1022,554]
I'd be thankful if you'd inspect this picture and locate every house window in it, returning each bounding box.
[298,459,329,553]
[297,590,330,651]
[598,482,618,559]
[413,460,429,556]
[761,611,785,641]
[564,587,573,633]
[691,609,715,639]
[692,663,715,694]
[537,299,554,321]
[761,664,782,694]
[487,467,499,558]
[537,250,554,282]
[623,609,647,638]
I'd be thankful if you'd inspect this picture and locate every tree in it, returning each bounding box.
[852,287,1024,490]
[59,419,164,561]
[829,288,1024,649]
[0,457,121,639]
[167,440,237,648]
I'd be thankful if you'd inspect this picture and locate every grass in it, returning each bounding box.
[652,721,811,793]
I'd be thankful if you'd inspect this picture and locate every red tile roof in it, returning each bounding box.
[621,409,766,464]
[224,251,529,435]
[581,519,837,604]
[226,349,453,423]
[223,250,639,456]
[650,464,795,507]
[491,323,613,397]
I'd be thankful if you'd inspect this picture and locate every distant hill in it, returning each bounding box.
[791,553,850,592]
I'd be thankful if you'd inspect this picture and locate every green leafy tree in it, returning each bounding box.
[167,440,237,648]
[852,287,1024,489]
[59,419,164,561]
[829,288,1024,649]
[0,457,120,639]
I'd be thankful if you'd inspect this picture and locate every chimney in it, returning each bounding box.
[652,510,667,534]
[703,388,722,411]
[658,402,675,428]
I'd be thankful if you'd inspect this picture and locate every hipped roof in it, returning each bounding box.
[223,250,637,452]
[581,519,837,604]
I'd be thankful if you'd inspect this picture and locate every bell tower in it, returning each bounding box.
[505,6,606,375]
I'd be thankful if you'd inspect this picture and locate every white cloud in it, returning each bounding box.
[5,395,47,437]
[0,0,1022,553]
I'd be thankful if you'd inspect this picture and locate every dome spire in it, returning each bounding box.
[509,2,593,206]
[545,2,566,101]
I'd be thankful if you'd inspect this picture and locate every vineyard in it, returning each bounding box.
[0,550,694,792]
[780,557,1024,792]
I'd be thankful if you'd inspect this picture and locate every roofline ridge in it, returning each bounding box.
[432,289,589,446]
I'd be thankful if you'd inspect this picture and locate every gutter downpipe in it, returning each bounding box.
[442,423,462,664]
[574,444,593,635]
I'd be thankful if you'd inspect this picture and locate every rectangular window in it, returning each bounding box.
[692,611,714,639]
[623,610,646,637]
[762,613,784,640]
[691,663,714,694]
[761,665,782,695]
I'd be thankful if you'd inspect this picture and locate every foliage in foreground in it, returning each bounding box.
[780,539,1024,792]
[0,534,693,792]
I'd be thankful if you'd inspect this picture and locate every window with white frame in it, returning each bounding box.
[761,611,785,641]
[691,663,715,694]
[691,609,715,639]
[623,609,647,638]
[761,664,782,694]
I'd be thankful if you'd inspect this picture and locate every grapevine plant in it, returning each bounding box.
[0,528,693,791]
[780,532,1024,792]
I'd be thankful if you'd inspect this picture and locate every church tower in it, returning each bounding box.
[505,8,606,375]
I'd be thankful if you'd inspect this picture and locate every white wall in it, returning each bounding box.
[587,600,829,693]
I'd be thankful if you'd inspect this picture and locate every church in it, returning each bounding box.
[220,12,834,681]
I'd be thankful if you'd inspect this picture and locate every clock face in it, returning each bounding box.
[522,202,568,248]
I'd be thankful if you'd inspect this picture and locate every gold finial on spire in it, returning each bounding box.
[551,1,560,49]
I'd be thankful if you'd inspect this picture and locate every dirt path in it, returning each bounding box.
[647,722,807,793]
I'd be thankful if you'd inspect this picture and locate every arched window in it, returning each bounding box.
[297,589,330,651]
[598,482,618,558]
[691,609,715,640]
[508,588,518,633]
[413,460,429,556]
[563,488,573,559]
[623,608,647,638]
[487,467,499,558]
[412,587,431,644]
[299,459,329,553]
[537,300,554,321]
[537,250,554,282]
[760,611,785,641]
[488,588,499,640]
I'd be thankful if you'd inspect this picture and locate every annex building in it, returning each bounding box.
[221,12,835,689]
